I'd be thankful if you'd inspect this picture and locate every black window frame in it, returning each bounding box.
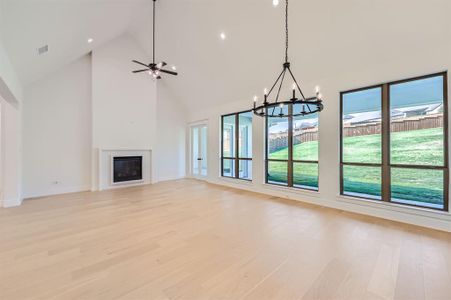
[340,72,449,211]
[221,110,253,181]
[265,104,320,191]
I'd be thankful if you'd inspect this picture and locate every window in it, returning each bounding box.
[221,111,253,180]
[340,73,448,211]
[266,104,319,190]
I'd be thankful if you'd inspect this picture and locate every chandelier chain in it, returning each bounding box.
[285,0,288,63]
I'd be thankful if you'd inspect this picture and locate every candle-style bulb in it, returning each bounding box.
[279,103,284,108]
[253,96,258,103]
[264,88,268,95]
[315,85,320,94]
[292,83,296,90]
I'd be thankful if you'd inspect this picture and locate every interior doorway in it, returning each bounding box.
[190,124,207,179]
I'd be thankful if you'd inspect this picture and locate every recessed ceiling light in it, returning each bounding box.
[273,0,279,7]
[87,38,94,44]
[220,32,226,40]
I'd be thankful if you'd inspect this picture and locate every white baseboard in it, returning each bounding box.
[207,177,451,233]
[156,175,186,183]
[3,196,23,208]
[23,185,91,200]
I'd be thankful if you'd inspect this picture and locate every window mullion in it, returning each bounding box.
[221,116,224,177]
[443,72,449,212]
[381,83,391,202]
[235,113,239,179]
[288,104,294,187]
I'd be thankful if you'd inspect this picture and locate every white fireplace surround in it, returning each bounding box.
[98,149,152,191]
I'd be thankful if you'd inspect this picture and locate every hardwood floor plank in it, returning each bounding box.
[0,179,449,300]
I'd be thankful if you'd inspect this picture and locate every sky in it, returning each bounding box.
[343,75,444,115]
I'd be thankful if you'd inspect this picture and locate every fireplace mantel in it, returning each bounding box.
[95,149,152,191]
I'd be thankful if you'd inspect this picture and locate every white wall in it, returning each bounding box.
[92,34,186,187]
[91,34,157,188]
[187,47,451,232]
[0,41,22,104]
[0,1,22,103]
[22,55,92,198]
[155,81,186,181]
[92,35,157,150]
[20,33,186,199]
[0,96,21,207]
[0,17,23,206]
[0,67,22,208]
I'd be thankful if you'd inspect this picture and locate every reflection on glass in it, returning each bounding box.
[293,110,318,161]
[223,115,235,157]
[293,162,318,190]
[238,112,253,158]
[222,159,235,177]
[268,117,289,160]
[239,160,252,180]
[201,126,207,176]
[192,127,199,175]
[390,76,444,166]
[391,168,444,209]
[267,161,287,185]
[343,165,381,199]
[342,88,382,164]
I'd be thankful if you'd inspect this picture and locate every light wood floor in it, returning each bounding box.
[0,179,450,300]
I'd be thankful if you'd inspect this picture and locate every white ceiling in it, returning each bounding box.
[134,0,451,111]
[1,0,450,111]
[0,0,149,84]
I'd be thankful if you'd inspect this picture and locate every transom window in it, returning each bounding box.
[340,73,449,211]
[266,104,319,190]
[221,111,253,180]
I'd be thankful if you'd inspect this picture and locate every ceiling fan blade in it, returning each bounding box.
[132,60,150,68]
[133,69,150,73]
[156,61,167,69]
[159,69,178,76]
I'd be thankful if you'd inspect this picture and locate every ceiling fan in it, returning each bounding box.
[132,0,177,79]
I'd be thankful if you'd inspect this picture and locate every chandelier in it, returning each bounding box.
[252,0,324,117]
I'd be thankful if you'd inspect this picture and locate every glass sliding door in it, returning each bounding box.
[190,124,208,178]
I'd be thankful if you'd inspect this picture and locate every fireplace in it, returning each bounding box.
[113,156,143,183]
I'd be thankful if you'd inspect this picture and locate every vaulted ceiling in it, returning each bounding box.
[1,0,450,112]
[0,0,149,85]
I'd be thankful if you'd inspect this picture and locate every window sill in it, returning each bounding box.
[219,176,253,186]
[263,183,321,198]
[337,194,451,221]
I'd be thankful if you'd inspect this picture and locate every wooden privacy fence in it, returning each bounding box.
[343,114,443,137]
[268,114,443,153]
[268,128,318,153]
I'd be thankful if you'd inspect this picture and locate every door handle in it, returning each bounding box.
[197,158,203,161]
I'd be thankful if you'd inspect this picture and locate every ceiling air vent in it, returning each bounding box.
[37,45,49,55]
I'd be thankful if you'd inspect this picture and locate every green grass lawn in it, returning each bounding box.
[268,127,444,207]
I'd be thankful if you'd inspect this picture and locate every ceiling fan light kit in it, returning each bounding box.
[252,0,324,118]
[132,0,177,79]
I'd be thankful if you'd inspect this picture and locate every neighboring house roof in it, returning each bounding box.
[344,102,442,125]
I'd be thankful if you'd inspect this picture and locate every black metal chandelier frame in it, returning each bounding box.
[252,0,324,118]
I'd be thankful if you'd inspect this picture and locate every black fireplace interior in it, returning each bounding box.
[113,156,143,183]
